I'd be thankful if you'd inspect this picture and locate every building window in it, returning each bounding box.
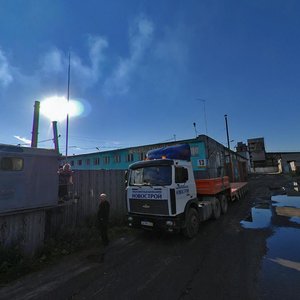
[0,157,24,171]
[114,155,121,163]
[103,156,110,164]
[139,152,146,161]
[126,153,134,162]
[77,160,82,166]
[70,160,74,166]
[86,159,90,166]
[94,158,100,165]
[191,146,199,156]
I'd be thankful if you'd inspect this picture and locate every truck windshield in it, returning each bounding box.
[130,166,172,186]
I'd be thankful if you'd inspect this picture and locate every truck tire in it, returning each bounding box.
[219,194,228,214]
[212,198,221,219]
[183,208,200,239]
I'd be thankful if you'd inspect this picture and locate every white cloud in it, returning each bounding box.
[0,49,13,87]
[103,15,154,96]
[0,17,155,97]
[88,35,108,70]
[41,48,64,73]
[39,36,108,90]
[153,25,189,70]
[14,135,31,145]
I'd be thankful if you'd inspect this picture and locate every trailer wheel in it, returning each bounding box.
[219,194,228,214]
[183,208,199,239]
[212,198,221,219]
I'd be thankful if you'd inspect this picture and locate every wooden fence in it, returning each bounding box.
[0,170,127,256]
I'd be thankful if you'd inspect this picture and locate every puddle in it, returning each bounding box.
[272,194,300,208]
[290,217,300,224]
[241,194,300,298]
[259,227,300,299]
[266,227,300,261]
[240,206,272,229]
[241,195,300,229]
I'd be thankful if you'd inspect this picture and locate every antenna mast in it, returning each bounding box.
[65,53,71,159]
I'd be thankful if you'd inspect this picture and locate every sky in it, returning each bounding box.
[0,0,299,155]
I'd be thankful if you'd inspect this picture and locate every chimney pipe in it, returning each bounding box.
[31,101,40,147]
[52,121,59,153]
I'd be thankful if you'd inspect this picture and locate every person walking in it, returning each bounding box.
[97,193,110,246]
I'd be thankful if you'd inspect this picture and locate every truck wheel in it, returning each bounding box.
[183,208,200,239]
[219,194,228,214]
[212,198,221,219]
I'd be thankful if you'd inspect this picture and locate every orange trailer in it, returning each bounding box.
[195,176,248,201]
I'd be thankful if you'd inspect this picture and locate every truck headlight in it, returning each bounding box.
[166,221,174,226]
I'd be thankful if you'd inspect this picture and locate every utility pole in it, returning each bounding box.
[224,114,230,150]
[224,114,234,182]
[196,98,208,135]
[52,121,59,154]
[193,122,198,138]
[201,99,208,135]
[31,101,40,147]
[65,53,71,159]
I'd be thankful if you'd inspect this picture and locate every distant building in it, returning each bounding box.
[236,137,300,174]
[247,137,266,168]
[269,152,300,174]
[236,142,251,172]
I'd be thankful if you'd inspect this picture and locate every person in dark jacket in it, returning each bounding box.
[97,193,110,246]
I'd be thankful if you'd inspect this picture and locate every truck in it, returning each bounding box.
[126,144,248,238]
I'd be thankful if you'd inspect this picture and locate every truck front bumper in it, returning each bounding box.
[127,213,185,232]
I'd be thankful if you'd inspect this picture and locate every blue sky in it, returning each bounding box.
[0,0,299,154]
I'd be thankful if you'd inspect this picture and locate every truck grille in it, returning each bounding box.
[129,199,169,215]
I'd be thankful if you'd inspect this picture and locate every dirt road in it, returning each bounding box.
[1,173,300,300]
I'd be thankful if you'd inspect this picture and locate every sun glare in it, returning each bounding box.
[40,96,84,121]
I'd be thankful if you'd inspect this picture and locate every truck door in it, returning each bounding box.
[174,166,193,214]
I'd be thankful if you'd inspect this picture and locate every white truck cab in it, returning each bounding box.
[126,144,210,237]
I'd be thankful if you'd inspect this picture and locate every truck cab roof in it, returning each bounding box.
[129,159,174,170]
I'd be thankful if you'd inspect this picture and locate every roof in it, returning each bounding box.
[68,134,247,160]
[0,144,58,157]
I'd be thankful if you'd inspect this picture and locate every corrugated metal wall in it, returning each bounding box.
[0,170,127,256]
[72,169,127,220]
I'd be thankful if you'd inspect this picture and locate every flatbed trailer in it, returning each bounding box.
[195,176,248,201]
[230,182,248,201]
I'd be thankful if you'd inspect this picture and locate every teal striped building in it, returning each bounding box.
[68,135,248,182]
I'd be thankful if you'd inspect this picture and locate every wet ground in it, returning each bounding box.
[0,173,300,300]
[241,180,300,299]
